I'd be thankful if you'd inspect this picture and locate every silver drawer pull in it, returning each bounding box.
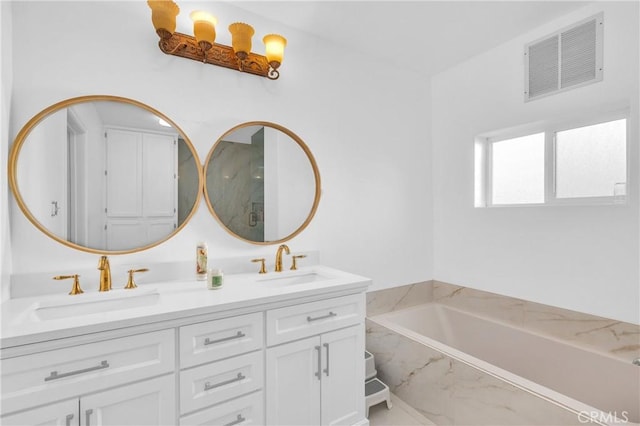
[65,414,74,426]
[224,414,246,426]
[323,343,330,376]
[307,312,337,322]
[204,331,246,346]
[45,360,109,382]
[314,345,322,380]
[204,372,246,391]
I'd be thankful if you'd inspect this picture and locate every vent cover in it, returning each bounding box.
[525,13,603,101]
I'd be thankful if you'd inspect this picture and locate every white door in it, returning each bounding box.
[266,336,321,426]
[142,134,176,218]
[105,129,142,218]
[80,375,175,426]
[320,326,365,426]
[0,398,78,426]
[147,219,176,245]
[105,219,148,251]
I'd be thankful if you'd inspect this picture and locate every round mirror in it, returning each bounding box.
[9,95,203,254]
[204,122,321,244]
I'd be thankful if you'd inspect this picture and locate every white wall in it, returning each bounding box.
[1,1,13,302]
[5,1,432,292]
[432,2,639,324]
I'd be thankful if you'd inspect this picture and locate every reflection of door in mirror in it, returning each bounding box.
[104,129,177,251]
[12,97,203,253]
[17,109,69,239]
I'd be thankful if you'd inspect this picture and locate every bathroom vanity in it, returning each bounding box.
[0,266,370,426]
[2,95,361,425]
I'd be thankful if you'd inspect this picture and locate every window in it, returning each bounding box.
[491,133,545,205]
[555,119,627,199]
[476,115,628,207]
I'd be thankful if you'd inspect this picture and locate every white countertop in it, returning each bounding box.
[1,265,371,350]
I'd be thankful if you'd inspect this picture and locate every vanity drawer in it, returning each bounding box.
[1,329,175,414]
[180,391,263,425]
[180,350,263,415]
[266,294,365,346]
[180,312,263,368]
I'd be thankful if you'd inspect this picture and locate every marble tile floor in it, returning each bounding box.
[369,392,436,426]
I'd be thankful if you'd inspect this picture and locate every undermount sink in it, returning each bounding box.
[33,288,159,321]
[256,270,336,287]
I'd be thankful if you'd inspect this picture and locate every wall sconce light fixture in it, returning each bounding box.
[147,0,287,80]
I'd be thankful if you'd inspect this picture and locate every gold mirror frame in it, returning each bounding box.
[204,121,321,245]
[8,95,204,255]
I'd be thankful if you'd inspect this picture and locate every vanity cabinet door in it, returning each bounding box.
[265,326,365,426]
[79,374,175,426]
[266,336,321,426]
[320,326,365,426]
[0,398,78,426]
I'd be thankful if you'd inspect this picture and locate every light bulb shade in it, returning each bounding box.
[229,22,255,60]
[263,34,287,69]
[190,11,217,51]
[147,0,180,39]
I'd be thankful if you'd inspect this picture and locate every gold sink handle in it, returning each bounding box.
[53,274,83,295]
[251,258,267,274]
[125,268,149,290]
[291,254,307,271]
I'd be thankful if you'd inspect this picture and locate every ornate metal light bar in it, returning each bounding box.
[147,1,287,80]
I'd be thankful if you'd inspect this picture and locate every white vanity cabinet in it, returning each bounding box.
[1,272,370,426]
[265,294,366,426]
[1,375,175,426]
[0,329,175,425]
[80,375,175,425]
[0,398,79,426]
[178,312,265,425]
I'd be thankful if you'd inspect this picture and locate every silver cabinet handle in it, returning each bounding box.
[323,343,330,376]
[204,372,246,391]
[307,312,337,322]
[224,414,246,426]
[314,345,322,380]
[45,360,109,381]
[65,414,74,426]
[204,331,246,346]
[85,409,93,426]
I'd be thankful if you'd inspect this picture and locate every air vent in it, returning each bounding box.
[524,13,603,102]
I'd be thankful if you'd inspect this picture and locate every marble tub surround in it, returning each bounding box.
[366,319,583,425]
[367,281,640,362]
[366,281,432,317]
[432,281,640,362]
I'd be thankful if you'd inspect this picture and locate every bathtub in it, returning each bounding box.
[367,303,639,425]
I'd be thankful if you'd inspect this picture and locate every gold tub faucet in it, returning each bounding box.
[275,244,290,272]
[98,256,112,291]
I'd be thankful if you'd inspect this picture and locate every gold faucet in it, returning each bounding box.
[98,256,112,292]
[275,244,290,272]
